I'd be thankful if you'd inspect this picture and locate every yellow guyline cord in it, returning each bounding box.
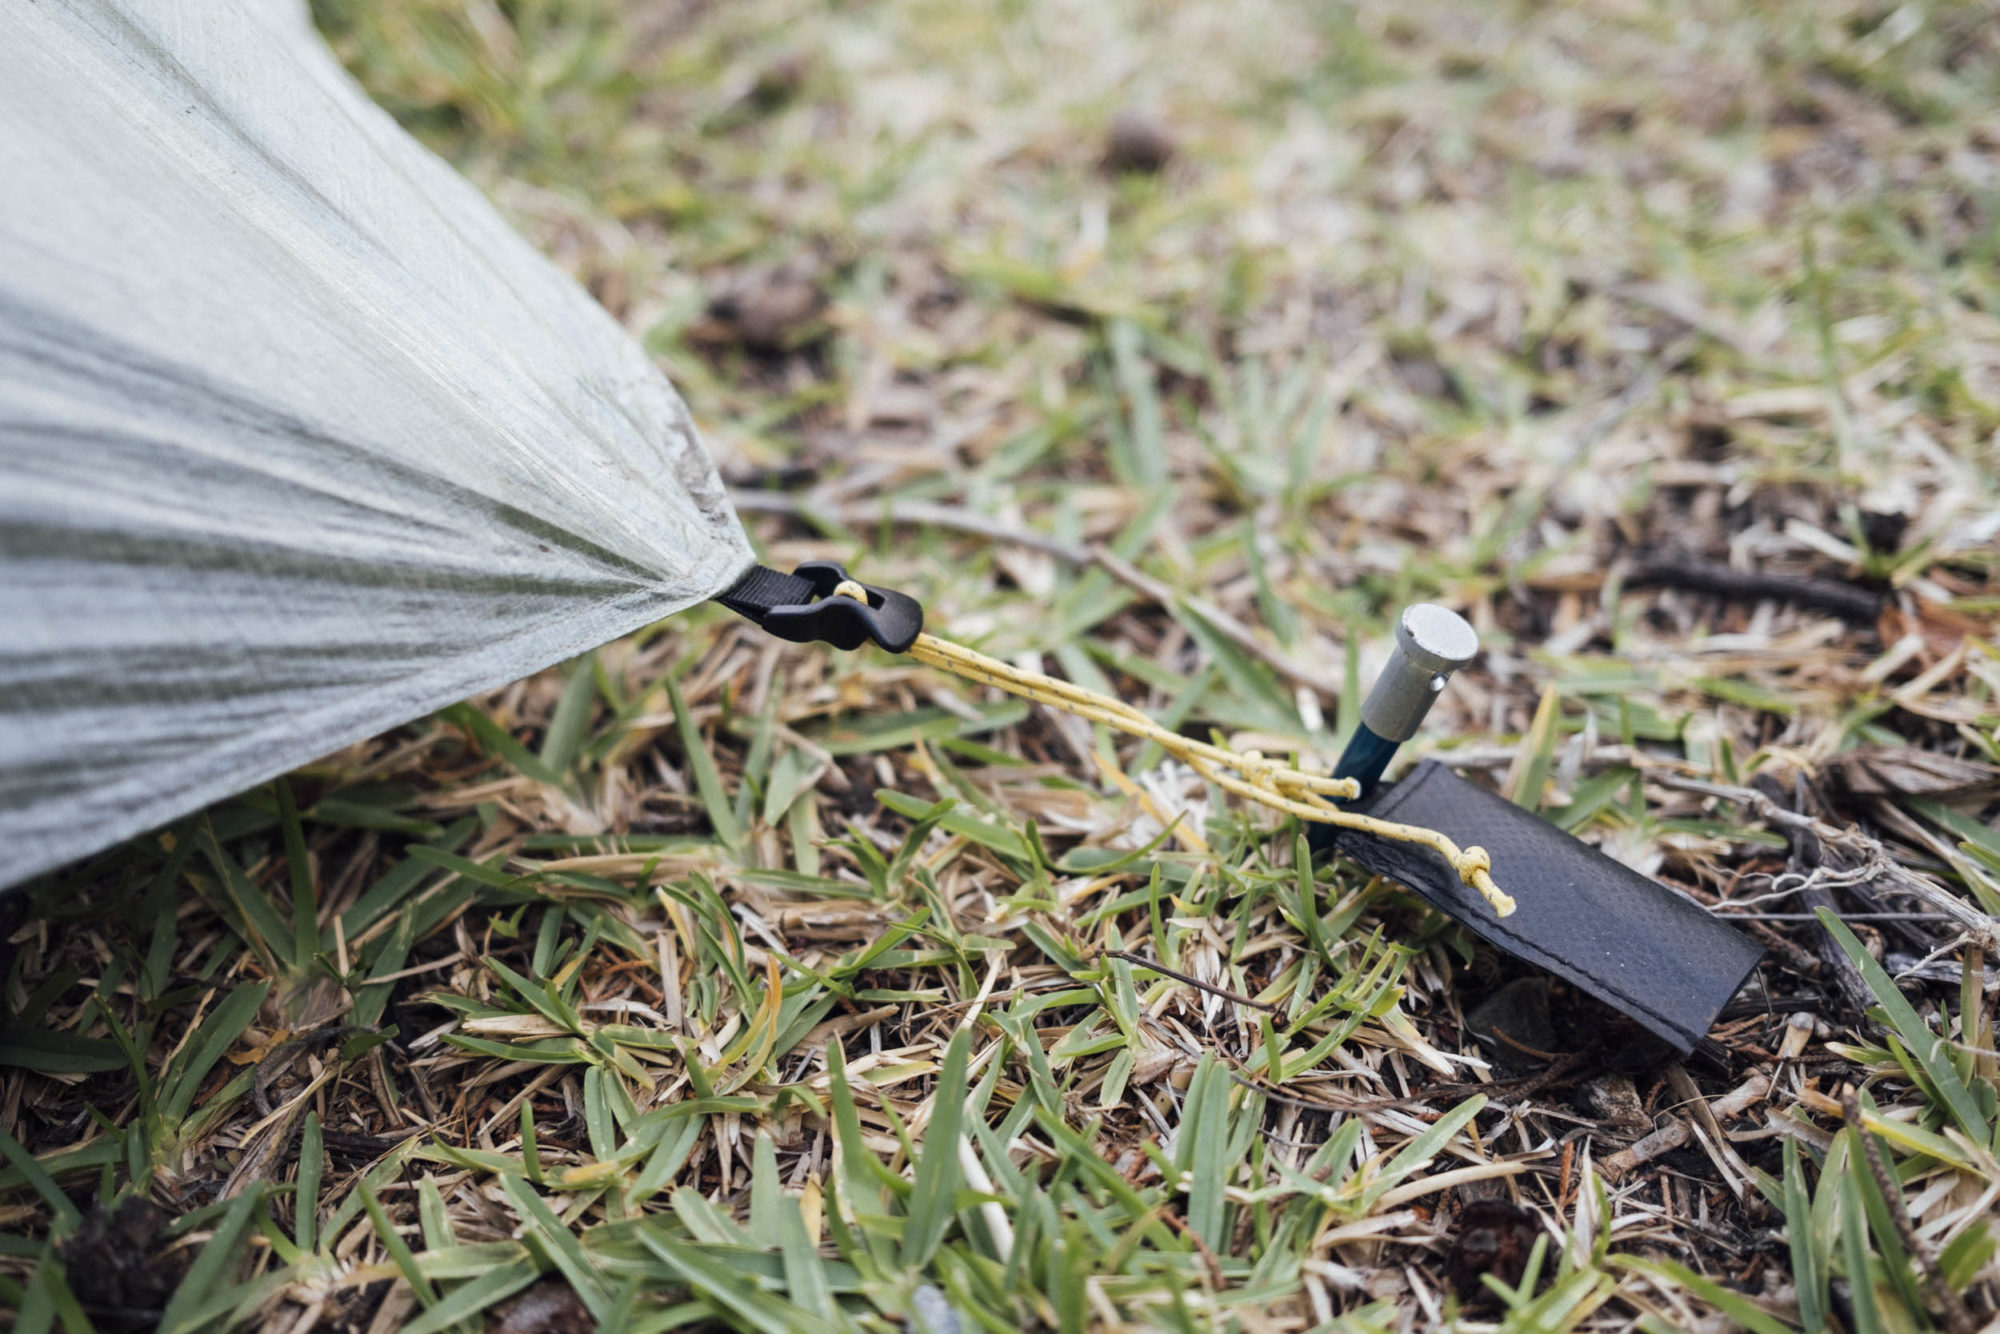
[834,583,1515,916]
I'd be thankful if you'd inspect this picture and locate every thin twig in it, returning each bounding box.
[1625,556,1885,624]
[1100,948,1283,1014]
[1224,1048,1593,1114]
[1490,1026,1567,1062]
[730,490,1092,563]
[1717,912,1960,922]
[1653,773,2000,949]
[1162,1208,1228,1290]
[1600,1119,1691,1181]
[1841,1084,1977,1334]
[1774,777,1878,1023]
[1088,544,1347,700]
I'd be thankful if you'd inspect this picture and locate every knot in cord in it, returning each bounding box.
[901,631,1515,916]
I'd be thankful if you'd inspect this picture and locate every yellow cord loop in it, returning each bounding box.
[872,606,1515,917]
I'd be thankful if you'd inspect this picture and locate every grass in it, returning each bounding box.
[5,0,2000,1329]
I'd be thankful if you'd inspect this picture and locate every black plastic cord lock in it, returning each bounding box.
[714,561,924,653]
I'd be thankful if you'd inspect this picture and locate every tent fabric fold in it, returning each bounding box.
[0,0,755,890]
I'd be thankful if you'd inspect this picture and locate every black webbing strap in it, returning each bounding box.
[714,565,819,622]
[712,561,925,653]
[1331,760,1763,1052]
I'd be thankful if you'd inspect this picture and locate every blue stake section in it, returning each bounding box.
[1307,723,1400,858]
[1308,604,1480,859]
[1333,723,1403,799]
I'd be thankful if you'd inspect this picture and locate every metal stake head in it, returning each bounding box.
[1315,602,1483,846]
[1359,604,1480,743]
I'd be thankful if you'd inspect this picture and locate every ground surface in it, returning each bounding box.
[6,0,2000,1330]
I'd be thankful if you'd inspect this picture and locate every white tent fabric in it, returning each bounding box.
[0,1,756,890]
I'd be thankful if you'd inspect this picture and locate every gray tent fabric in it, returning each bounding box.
[0,1,756,890]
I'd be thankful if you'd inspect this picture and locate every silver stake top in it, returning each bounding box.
[1396,604,1481,676]
[1359,604,1480,743]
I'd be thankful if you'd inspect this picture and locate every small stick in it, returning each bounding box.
[1099,949,1283,1014]
[731,490,1091,564]
[1718,912,1961,922]
[1600,1119,1690,1181]
[1652,773,2000,949]
[1841,1085,1976,1334]
[1088,545,1347,700]
[1774,781,1878,1023]
[1490,1026,1566,1063]
[1625,556,1884,624]
[1162,1208,1227,1290]
[1225,1048,1592,1114]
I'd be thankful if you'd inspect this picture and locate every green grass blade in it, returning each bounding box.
[1837,1155,1885,1334]
[350,909,417,1032]
[1180,1054,1232,1249]
[361,1179,439,1308]
[1615,1257,1797,1334]
[338,817,476,944]
[876,790,1029,860]
[400,1261,541,1334]
[0,1127,82,1235]
[664,672,743,848]
[1108,319,1166,489]
[1782,1136,1825,1333]
[902,1027,971,1267]
[638,1231,820,1334]
[317,1135,422,1246]
[0,1028,126,1076]
[161,979,271,1123]
[735,687,781,832]
[539,655,598,776]
[198,821,295,974]
[501,1176,614,1319]
[274,779,319,979]
[1363,1096,1486,1209]
[1508,685,1562,809]
[1817,908,1990,1143]
[296,1111,322,1252]
[631,1116,702,1205]
[416,1178,454,1253]
[441,702,568,788]
[1940,1220,1997,1290]
[755,1132,836,1320]
[485,955,581,1032]
[19,1244,93,1334]
[159,1188,264,1334]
